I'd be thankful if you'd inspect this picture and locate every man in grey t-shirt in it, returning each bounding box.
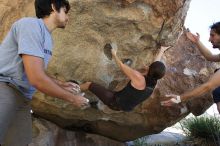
[0,0,89,145]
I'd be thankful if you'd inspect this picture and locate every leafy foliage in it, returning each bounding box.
[180,116,220,146]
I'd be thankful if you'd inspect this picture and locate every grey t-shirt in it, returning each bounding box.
[0,17,53,99]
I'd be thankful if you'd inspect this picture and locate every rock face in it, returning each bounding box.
[1,0,216,142]
[30,118,125,146]
[0,0,35,40]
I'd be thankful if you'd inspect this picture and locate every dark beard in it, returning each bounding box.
[213,44,220,48]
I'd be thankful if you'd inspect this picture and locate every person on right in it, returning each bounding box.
[161,22,220,114]
[212,69,220,113]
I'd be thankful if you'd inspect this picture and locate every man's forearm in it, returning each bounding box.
[180,83,212,102]
[196,41,214,60]
[50,77,64,86]
[32,75,75,103]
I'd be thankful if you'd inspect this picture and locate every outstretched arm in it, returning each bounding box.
[161,70,220,106]
[22,55,89,108]
[186,30,220,62]
[154,46,171,62]
[111,43,145,89]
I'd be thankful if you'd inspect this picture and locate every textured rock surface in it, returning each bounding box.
[30,118,125,146]
[32,33,216,141]
[1,0,216,142]
[0,0,35,40]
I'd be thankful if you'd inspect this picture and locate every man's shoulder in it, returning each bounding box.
[16,17,40,25]
[13,17,43,33]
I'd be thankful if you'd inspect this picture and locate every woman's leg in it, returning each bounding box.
[80,82,120,110]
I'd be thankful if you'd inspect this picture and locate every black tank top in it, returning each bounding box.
[115,78,156,111]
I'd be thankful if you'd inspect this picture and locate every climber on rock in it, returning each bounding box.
[79,44,170,111]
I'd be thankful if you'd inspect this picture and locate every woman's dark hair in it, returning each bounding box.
[145,61,166,87]
[210,22,220,35]
[35,0,70,18]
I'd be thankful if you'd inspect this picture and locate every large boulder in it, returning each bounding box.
[1,0,215,142]
[30,118,125,146]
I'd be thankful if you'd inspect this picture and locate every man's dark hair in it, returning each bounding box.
[145,61,166,87]
[210,22,220,35]
[35,0,70,18]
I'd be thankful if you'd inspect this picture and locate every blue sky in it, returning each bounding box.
[184,0,220,52]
